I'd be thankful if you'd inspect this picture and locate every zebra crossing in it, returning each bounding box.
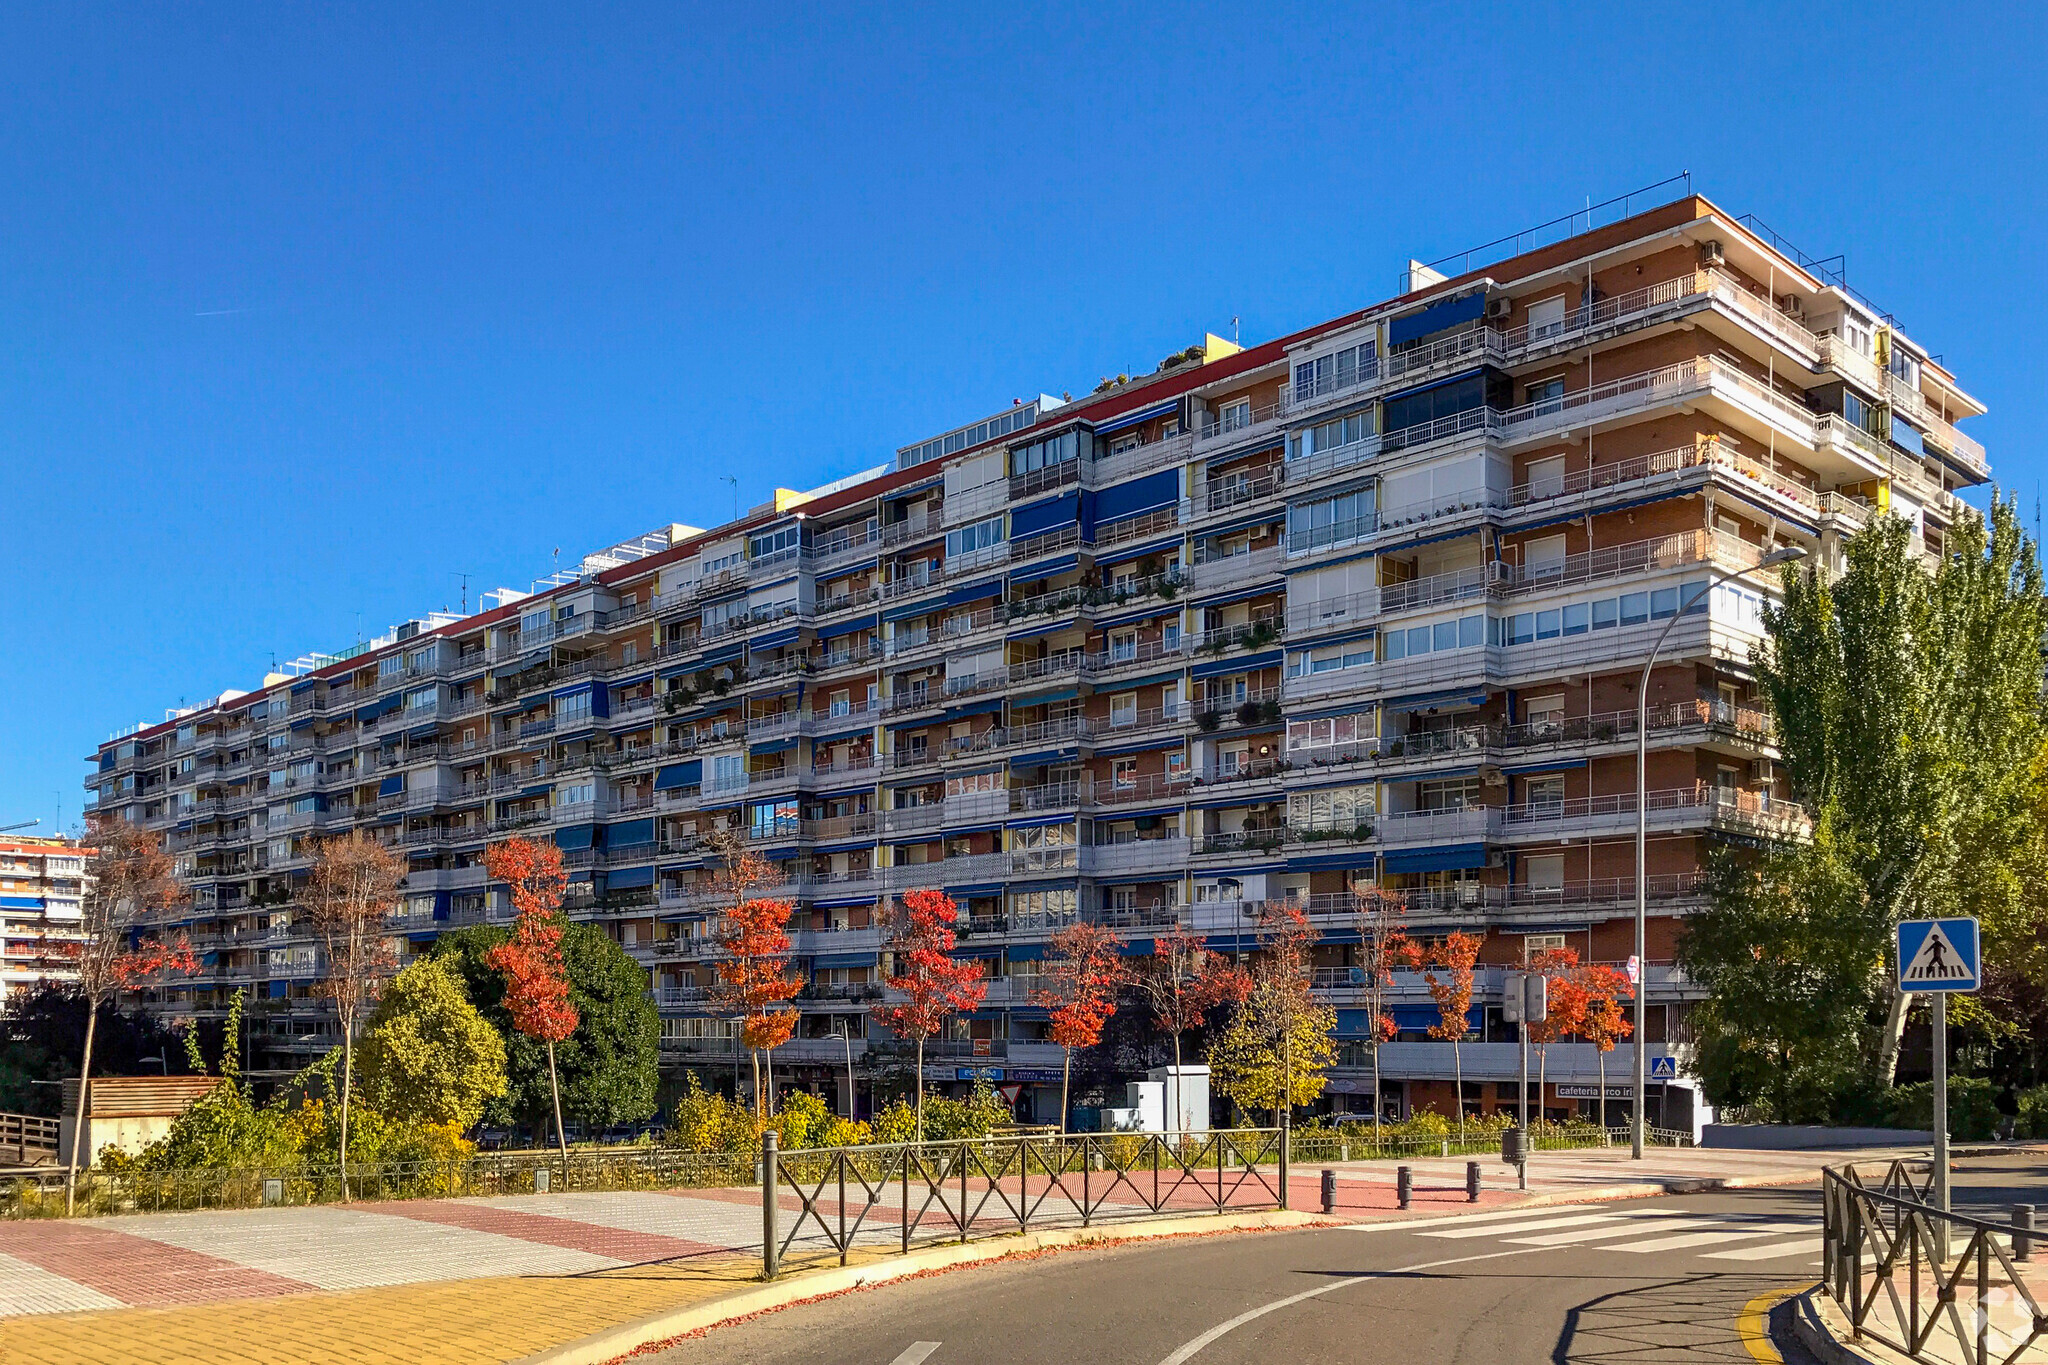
[1397,1204,1820,1262]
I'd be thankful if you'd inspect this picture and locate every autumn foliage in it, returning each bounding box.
[1034,921,1128,1130]
[871,889,987,1138]
[1400,930,1482,1133]
[483,837,580,1153]
[705,828,802,1118]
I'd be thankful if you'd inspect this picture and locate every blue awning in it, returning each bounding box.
[884,596,945,623]
[1008,686,1079,707]
[607,866,656,889]
[944,882,1007,897]
[941,697,1006,720]
[1015,553,1079,577]
[1011,493,1080,541]
[1005,814,1075,830]
[1003,747,1079,768]
[555,824,597,850]
[1387,294,1486,346]
[950,944,1004,959]
[1118,937,1157,956]
[268,980,290,999]
[655,761,703,790]
[946,578,1006,605]
[751,626,803,651]
[1382,843,1487,875]
[1282,850,1375,872]
[811,721,876,745]
[818,614,877,640]
[1192,650,1283,680]
[1392,1003,1486,1031]
[1007,943,1047,961]
[1089,469,1179,525]
[750,737,797,757]
[1092,397,1179,436]
[1383,688,1490,712]
[1502,757,1589,776]
[407,724,440,740]
[812,951,879,970]
[378,775,404,796]
[607,818,655,847]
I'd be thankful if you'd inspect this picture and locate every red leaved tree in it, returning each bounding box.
[483,837,579,1157]
[870,889,986,1140]
[308,831,405,1197]
[1353,884,1411,1131]
[1524,946,1587,1122]
[1034,921,1128,1133]
[69,819,191,1211]
[1401,930,1481,1138]
[1574,964,1635,1132]
[706,828,801,1121]
[1138,925,1251,1134]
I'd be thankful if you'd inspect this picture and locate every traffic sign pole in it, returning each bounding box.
[1894,917,1976,1262]
[1934,992,1949,1253]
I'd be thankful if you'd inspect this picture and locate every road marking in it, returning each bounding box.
[1507,1217,1726,1247]
[887,1344,941,1365]
[1151,1245,1545,1365]
[1703,1240,1823,1263]
[1600,1229,1791,1253]
[1735,1286,1804,1363]
[1421,1209,1687,1239]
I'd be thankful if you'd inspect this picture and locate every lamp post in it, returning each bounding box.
[1631,543,1805,1159]
[835,1022,856,1120]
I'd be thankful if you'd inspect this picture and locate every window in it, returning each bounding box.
[1523,695,1565,734]
[749,525,800,561]
[1008,886,1077,923]
[1109,693,1138,727]
[1525,295,1567,342]
[556,691,592,723]
[1524,859,1565,895]
[1112,758,1137,789]
[1109,432,1141,455]
[1161,621,1182,653]
[1285,711,1371,752]
[945,769,1002,798]
[1288,410,1378,463]
[1286,487,1377,552]
[945,515,1006,559]
[1165,750,1187,779]
[1010,430,1082,477]
[748,799,798,839]
[1524,454,1566,500]
[1377,614,1489,662]
[405,686,437,713]
[829,689,851,719]
[1292,340,1377,402]
[1523,534,1567,576]
[1416,778,1480,811]
[1523,377,1565,413]
[702,548,743,576]
[1108,630,1138,663]
[556,782,595,807]
[1218,398,1252,431]
[1523,775,1566,811]
[1287,785,1372,831]
[703,598,745,633]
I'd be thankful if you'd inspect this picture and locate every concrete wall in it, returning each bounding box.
[1701,1124,1933,1150]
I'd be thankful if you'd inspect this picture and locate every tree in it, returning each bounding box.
[1402,931,1480,1137]
[870,889,986,1140]
[1737,501,2046,1086]
[482,838,579,1156]
[1034,921,1128,1132]
[1137,925,1251,1133]
[306,831,404,1199]
[704,828,801,1120]
[357,956,508,1130]
[1523,946,1586,1116]
[1210,904,1337,1123]
[0,984,189,1117]
[433,921,658,1133]
[1353,885,1410,1130]
[1574,964,1634,1131]
[69,820,190,1211]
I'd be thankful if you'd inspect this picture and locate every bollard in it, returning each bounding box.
[2016,1204,2035,1263]
[761,1132,779,1280]
[1321,1169,1337,1215]
[1277,1109,1290,1210]
[1466,1161,1481,1203]
[1397,1165,1413,1210]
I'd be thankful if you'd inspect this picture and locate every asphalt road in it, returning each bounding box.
[645,1183,1835,1365]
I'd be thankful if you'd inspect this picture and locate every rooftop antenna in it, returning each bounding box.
[1232,316,1240,344]
[453,571,473,614]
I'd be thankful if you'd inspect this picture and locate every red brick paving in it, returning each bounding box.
[0,1220,311,1307]
[372,1199,729,1263]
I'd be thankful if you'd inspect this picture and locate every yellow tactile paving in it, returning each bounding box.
[0,1250,810,1365]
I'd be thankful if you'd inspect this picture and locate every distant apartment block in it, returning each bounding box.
[0,837,92,1013]
[91,190,1987,1121]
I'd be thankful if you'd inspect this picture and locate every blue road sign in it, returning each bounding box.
[1897,918,1980,993]
[1648,1055,1678,1080]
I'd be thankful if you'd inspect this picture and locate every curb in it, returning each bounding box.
[1789,1287,1900,1365]
[514,1209,1332,1365]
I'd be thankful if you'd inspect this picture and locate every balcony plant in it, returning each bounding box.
[1196,709,1222,733]
[1235,701,1263,727]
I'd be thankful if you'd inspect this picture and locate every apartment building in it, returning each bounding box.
[90,190,1988,1121]
[0,837,92,1013]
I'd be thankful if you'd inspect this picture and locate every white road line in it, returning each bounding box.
[887,1344,941,1365]
[1422,1210,1688,1240]
[1701,1239,1823,1262]
[1152,1245,1546,1365]
[1506,1217,1726,1247]
[1598,1229,1789,1253]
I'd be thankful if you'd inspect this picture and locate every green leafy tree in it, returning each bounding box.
[357,957,508,1131]
[1698,500,2047,1094]
[432,921,658,1133]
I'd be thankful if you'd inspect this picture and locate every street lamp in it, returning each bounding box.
[1630,543,1806,1159]
[834,1021,856,1120]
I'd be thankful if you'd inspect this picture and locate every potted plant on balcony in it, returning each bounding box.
[1235,701,1263,727]
[1196,709,1222,733]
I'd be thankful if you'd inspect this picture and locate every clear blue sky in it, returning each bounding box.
[4,1,2044,831]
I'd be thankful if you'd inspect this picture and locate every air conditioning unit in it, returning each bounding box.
[1699,239,1726,268]
[1751,758,1779,784]
[1487,297,1513,320]
[1485,560,1514,586]
[1779,293,1804,317]
[1479,765,1506,787]
[1485,849,1508,868]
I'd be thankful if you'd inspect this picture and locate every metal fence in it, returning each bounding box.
[763,1128,1286,1276]
[1,1147,755,1220]
[1821,1159,2046,1365]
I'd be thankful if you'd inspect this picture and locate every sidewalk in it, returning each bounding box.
[0,1142,1930,1365]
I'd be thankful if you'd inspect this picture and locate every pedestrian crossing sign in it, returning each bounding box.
[1649,1055,1678,1079]
[1896,918,1979,993]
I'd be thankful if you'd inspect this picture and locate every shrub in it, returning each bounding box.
[2017,1085,2048,1139]
[1886,1077,1999,1140]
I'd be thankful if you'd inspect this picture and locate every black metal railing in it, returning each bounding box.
[762,1128,1286,1275]
[1821,1159,2047,1365]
